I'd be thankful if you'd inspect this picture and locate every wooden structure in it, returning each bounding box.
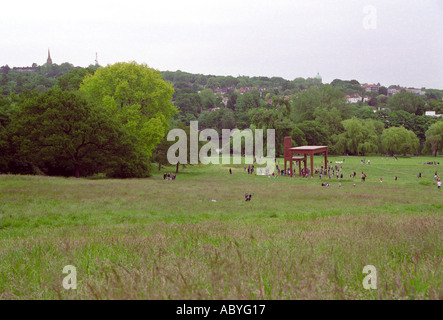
[284,137,328,177]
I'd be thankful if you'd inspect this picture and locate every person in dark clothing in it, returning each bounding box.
[229,168,232,175]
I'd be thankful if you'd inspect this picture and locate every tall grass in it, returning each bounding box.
[0,156,442,299]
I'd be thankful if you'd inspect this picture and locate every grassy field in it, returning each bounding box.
[0,155,442,300]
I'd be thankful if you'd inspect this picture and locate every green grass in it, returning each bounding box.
[0,155,442,299]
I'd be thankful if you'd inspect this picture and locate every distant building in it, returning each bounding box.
[362,84,379,92]
[47,49,52,65]
[388,88,425,96]
[425,111,442,118]
[345,93,369,104]
[315,72,322,83]
[405,88,425,96]
[12,66,36,72]
[387,88,400,97]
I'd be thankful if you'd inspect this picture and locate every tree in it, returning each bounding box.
[9,88,142,177]
[332,118,379,155]
[199,88,217,110]
[378,86,388,96]
[56,67,96,91]
[198,108,235,133]
[387,91,426,115]
[250,105,305,156]
[0,95,13,172]
[226,90,238,111]
[174,91,202,122]
[314,107,344,136]
[389,110,430,144]
[297,120,330,146]
[80,62,177,172]
[424,121,443,156]
[206,77,220,89]
[381,126,419,156]
[290,84,349,123]
[235,91,263,129]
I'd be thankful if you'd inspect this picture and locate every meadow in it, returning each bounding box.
[0,155,441,300]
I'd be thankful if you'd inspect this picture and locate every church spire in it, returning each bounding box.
[47,49,52,65]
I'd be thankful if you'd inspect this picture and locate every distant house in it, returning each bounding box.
[425,111,442,118]
[387,88,400,97]
[405,88,425,96]
[345,93,369,104]
[362,84,379,92]
[388,87,425,96]
[12,66,36,72]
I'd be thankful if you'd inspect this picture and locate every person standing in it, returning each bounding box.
[229,168,232,175]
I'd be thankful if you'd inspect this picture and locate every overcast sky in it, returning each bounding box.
[1,0,442,89]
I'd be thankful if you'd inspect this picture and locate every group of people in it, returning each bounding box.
[361,159,371,165]
[317,164,343,180]
[435,172,441,190]
[163,173,176,180]
[321,183,331,187]
[381,154,398,161]
[244,165,255,174]
[229,157,441,191]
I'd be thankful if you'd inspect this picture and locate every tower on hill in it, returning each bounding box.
[47,49,52,65]
[315,72,322,83]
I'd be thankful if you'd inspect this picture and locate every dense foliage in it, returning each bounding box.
[1,63,442,177]
[1,62,176,177]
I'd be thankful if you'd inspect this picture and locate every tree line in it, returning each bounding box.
[0,62,176,177]
[1,64,442,178]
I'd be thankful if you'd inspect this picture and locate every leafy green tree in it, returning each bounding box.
[199,88,217,110]
[9,88,142,177]
[314,107,344,136]
[206,77,220,89]
[427,99,443,114]
[290,84,349,123]
[332,118,379,155]
[381,126,419,156]
[387,91,426,115]
[56,67,96,91]
[378,86,388,96]
[226,90,238,110]
[198,108,235,133]
[80,62,177,170]
[389,110,430,143]
[297,120,330,146]
[235,91,263,129]
[0,96,13,172]
[424,121,443,156]
[249,106,305,156]
[174,91,202,122]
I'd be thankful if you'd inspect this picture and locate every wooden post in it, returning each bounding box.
[310,152,314,177]
[290,158,293,177]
